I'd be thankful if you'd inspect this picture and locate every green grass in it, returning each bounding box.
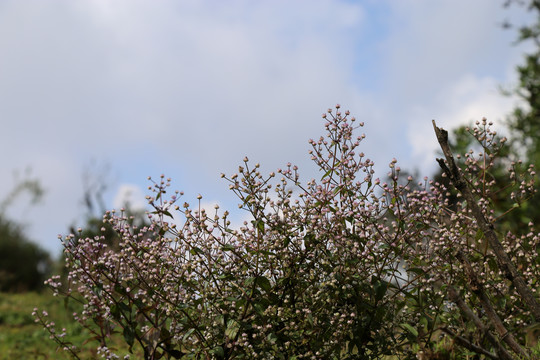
[0,291,141,359]
[0,291,74,359]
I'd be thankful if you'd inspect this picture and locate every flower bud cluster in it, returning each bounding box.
[35,108,539,358]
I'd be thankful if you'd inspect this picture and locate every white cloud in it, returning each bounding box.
[406,73,522,175]
[113,184,147,211]
[369,0,532,176]
[0,0,534,256]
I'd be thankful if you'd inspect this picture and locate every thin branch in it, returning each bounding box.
[455,251,529,358]
[440,327,498,360]
[447,285,514,360]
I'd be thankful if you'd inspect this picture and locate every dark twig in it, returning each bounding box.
[440,327,498,360]
[446,285,514,360]
[455,251,529,358]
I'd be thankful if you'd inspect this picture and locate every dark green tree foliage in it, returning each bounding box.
[0,171,51,292]
[0,216,51,292]
[68,163,149,252]
[503,0,540,227]
[434,0,540,235]
[506,0,540,165]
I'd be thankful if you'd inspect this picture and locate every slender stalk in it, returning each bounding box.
[447,285,514,360]
[455,251,528,358]
[440,327,498,360]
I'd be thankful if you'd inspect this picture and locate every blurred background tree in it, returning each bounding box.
[66,163,149,253]
[434,0,540,235]
[0,217,52,292]
[48,164,151,293]
[501,0,540,231]
[0,170,51,292]
[505,0,540,168]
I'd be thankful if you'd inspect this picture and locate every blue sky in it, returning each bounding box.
[0,0,534,256]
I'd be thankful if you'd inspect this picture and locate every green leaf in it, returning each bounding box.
[304,233,316,250]
[123,326,135,348]
[283,237,291,247]
[487,258,497,272]
[212,346,225,358]
[256,219,265,233]
[190,247,204,256]
[256,276,271,293]
[307,312,314,326]
[253,302,265,315]
[110,304,120,320]
[419,316,429,330]
[222,244,236,251]
[225,319,240,339]
[114,284,127,296]
[321,168,333,180]
[401,323,418,338]
[182,328,195,341]
[245,277,256,287]
[219,273,234,281]
[266,332,278,344]
[92,283,103,297]
[407,267,425,276]
[475,229,484,241]
[260,250,275,257]
[374,280,388,301]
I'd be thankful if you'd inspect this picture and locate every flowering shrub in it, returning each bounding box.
[36,106,540,359]
[399,120,539,359]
